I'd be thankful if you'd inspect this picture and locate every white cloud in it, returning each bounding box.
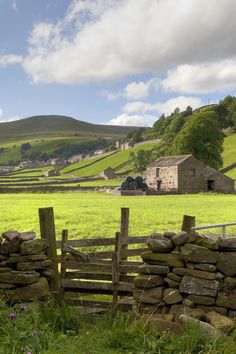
[162,59,236,94]
[106,113,156,127]
[11,0,18,11]
[0,109,20,123]
[0,55,22,67]
[103,77,160,101]
[22,0,236,84]
[123,96,204,115]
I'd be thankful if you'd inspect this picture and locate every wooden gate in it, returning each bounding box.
[39,207,149,313]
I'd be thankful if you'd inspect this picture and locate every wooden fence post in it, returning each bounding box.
[59,229,68,304]
[38,207,59,301]
[120,208,129,260]
[112,231,121,310]
[181,215,196,233]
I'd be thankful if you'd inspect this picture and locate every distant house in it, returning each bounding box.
[99,167,116,180]
[115,141,120,149]
[94,149,104,156]
[18,161,45,169]
[49,158,67,168]
[68,154,83,164]
[0,166,15,173]
[146,155,234,194]
[120,141,134,151]
[44,169,60,177]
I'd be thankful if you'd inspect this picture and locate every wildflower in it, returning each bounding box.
[20,305,27,312]
[32,330,37,336]
[27,352,32,354]
[8,312,16,319]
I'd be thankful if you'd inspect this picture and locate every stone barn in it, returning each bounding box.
[146,155,234,194]
[99,167,116,180]
[44,169,60,178]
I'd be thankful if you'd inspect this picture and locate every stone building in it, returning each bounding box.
[99,167,116,180]
[44,169,60,178]
[147,155,234,194]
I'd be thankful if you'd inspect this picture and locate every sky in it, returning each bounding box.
[0,0,236,127]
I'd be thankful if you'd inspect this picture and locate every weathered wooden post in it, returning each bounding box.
[59,229,68,303]
[181,215,196,233]
[112,231,121,310]
[38,207,59,301]
[120,208,129,260]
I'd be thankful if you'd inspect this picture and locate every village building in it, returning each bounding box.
[18,160,46,169]
[94,149,104,156]
[146,155,234,194]
[44,169,60,177]
[99,167,116,180]
[115,141,120,149]
[68,154,84,164]
[120,141,134,151]
[0,166,15,173]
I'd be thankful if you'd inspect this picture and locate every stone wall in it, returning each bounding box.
[0,230,52,302]
[147,166,178,192]
[133,231,236,333]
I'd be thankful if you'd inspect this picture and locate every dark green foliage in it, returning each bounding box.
[21,142,32,152]
[173,111,224,169]
[130,149,153,172]
[54,138,108,158]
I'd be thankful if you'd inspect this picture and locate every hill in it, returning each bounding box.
[0,115,133,140]
[0,115,136,164]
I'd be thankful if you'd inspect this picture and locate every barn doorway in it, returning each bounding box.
[207,180,215,191]
[157,181,162,191]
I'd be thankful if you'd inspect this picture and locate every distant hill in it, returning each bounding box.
[0,115,137,164]
[0,115,134,140]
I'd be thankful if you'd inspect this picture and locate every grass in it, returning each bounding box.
[0,300,236,354]
[66,143,156,177]
[1,192,236,239]
[222,133,236,167]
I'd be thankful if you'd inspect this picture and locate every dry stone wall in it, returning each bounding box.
[133,231,236,333]
[0,230,52,302]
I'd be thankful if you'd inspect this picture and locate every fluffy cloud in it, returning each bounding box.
[106,113,156,127]
[123,96,204,115]
[0,109,20,123]
[103,78,159,101]
[22,0,236,84]
[0,55,22,67]
[162,59,236,94]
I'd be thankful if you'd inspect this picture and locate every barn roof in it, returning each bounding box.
[148,155,192,167]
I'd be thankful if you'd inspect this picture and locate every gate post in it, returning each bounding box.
[120,208,129,260]
[38,207,59,300]
[181,215,196,233]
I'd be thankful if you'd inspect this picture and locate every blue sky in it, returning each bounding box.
[0,0,236,126]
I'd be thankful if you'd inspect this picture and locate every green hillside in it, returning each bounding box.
[222,133,236,167]
[62,143,156,177]
[0,115,135,164]
[0,115,133,140]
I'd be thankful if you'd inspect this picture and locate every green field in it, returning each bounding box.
[1,192,236,239]
[222,133,236,166]
[62,143,155,177]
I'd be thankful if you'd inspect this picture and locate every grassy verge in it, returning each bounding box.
[0,300,235,354]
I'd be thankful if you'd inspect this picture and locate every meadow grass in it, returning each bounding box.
[0,299,235,354]
[222,133,236,166]
[1,192,236,239]
[62,143,156,177]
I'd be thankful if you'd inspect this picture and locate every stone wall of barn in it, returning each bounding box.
[146,166,178,192]
[133,231,236,333]
[177,157,207,193]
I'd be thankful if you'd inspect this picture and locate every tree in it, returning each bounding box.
[130,149,152,173]
[20,143,32,153]
[172,111,224,169]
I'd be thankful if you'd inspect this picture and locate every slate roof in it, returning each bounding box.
[148,155,192,167]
